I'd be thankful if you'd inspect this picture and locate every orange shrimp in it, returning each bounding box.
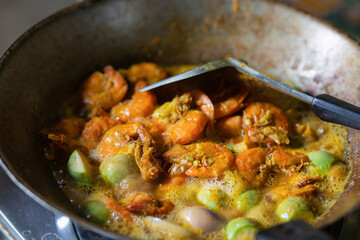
[80,66,128,110]
[80,117,118,150]
[123,192,174,215]
[264,175,321,202]
[98,123,152,158]
[127,62,167,84]
[150,93,199,144]
[235,148,308,183]
[242,102,289,145]
[42,117,85,152]
[267,150,309,175]
[215,115,242,138]
[191,89,214,131]
[235,148,267,182]
[98,122,161,181]
[162,142,234,178]
[151,92,192,124]
[50,117,85,138]
[104,195,133,221]
[214,87,250,119]
[88,106,111,118]
[111,81,157,123]
[163,110,208,145]
[158,173,187,191]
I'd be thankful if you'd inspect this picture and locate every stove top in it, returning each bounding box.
[0,167,77,240]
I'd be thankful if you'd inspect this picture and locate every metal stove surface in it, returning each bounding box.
[0,167,77,240]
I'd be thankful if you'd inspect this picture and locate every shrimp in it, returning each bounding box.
[50,117,85,138]
[80,116,118,150]
[98,123,161,181]
[111,81,157,123]
[104,195,133,221]
[79,66,128,110]
[267,150,308,175]
[235,148,308,183]
[42,117,85,152]
[242,102,289,145]
[123,192,174,215]
[214,87,250,119]
[264,175,322,202]
[151,92,192,124]
[235,148,267,183]
[163,110,208,145]
[158,174,187,192]
[150,93,204,145]
[215,115,242,138]
[191,89,214,132]
[127,62,167,84]
[162,142,234,178]
[236,147,307,188]
[88,106,111,118]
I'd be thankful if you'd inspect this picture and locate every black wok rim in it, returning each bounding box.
[0,0,359,239]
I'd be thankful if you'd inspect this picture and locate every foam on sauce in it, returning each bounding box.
[59,118,348,240]
[49,65,350,240]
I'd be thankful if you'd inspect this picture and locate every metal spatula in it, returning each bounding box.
[139,57,360,130]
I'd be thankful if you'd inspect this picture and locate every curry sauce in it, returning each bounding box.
[43,63,349,240]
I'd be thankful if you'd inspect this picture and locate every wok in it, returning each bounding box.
[0,0,359,239]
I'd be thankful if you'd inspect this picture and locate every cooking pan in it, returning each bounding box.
[0,0,360,238]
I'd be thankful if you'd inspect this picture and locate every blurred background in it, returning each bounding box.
[279,0,360,41]
[0,0,360,55]
[0,0,73,55]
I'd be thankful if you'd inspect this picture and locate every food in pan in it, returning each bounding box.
[42,62,349,240]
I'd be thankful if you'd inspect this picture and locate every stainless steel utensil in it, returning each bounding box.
[140,57,360,130]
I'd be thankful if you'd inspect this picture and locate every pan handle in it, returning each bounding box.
[77,0,102,4]
[256,220,333,240]
[312,94,360,130]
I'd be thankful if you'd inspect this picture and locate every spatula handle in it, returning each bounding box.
[311,94,360,130]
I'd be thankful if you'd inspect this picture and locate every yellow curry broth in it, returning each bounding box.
[45,63,349,240]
